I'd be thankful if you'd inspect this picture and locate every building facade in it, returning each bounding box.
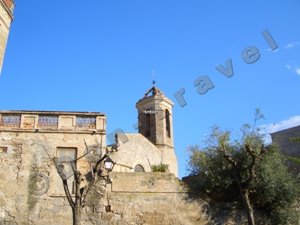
[0,0,14,73]
[0,111,106,193]
[0,110,107,223]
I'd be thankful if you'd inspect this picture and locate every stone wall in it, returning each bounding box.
[82,173,253,225]
[103,172,209,225]
[0,130,105,225]
[0,166,262,225]
[0,111,106,225]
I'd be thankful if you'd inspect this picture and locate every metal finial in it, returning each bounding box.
[152,69,156,86]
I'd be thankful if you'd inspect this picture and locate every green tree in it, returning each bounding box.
[188,110,300,225]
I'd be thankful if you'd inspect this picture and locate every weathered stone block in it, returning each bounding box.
[101,212,114,221]
[4,222,17,225]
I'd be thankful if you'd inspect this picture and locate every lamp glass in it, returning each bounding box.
[105,161,113,170]
[104,157,114,170]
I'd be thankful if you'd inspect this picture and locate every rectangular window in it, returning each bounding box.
[0,114,21,128]
[38,115,58,129]
[54,148,77,195]
[76,116,96,129]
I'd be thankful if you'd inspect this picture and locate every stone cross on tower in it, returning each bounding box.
[0,0,14,74]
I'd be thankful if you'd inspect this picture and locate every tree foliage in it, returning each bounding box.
[188,110,300,225]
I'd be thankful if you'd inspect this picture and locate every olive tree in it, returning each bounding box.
[188,110,300,225]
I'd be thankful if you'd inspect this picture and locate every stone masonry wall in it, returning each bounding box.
[81,173,253,225]
[1,163,253,225]
[0,126,105,224]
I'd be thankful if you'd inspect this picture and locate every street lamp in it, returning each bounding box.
[104,157,115,171]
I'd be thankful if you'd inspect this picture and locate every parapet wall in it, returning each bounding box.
[84,172,211,225]
[110,172,186,193]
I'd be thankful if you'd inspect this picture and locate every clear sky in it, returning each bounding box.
[1,0,300,178]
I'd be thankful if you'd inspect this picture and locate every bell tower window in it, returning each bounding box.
[145,113,151,137]
[166,109,171,138]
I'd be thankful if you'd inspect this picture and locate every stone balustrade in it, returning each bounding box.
[0,110,106,133]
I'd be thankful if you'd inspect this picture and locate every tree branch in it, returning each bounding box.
[220,143,237,168]
[74,171,82,207]
[53,157,75,208]
[245,144,266,186]
[63,180,75,208]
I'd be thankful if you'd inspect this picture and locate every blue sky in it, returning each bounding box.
[1,0,300,178]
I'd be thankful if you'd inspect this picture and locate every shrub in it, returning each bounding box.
[151,163,169,172]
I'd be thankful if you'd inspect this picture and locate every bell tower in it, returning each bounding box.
[0,0,14,74]
[136,85,178,176]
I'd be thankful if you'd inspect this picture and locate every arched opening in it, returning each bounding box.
[165,109,171,138]
[134,164,145,172]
